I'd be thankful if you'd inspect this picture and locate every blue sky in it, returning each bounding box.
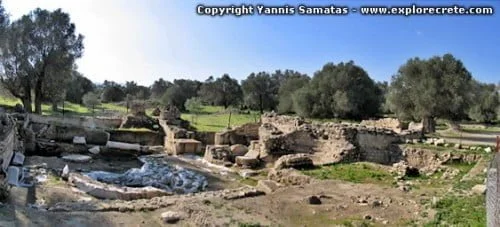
[3,0,499,85]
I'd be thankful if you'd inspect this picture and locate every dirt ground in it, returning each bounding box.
[0,154,446,227]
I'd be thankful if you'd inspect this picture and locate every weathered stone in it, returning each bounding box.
[230,144,248,156]
[161,211,185,224]
[88,146,100,154]
[106,141,141,151]
[268,168,312,186]
[274,153,314,170]
[203,145,231,165]
[484,147,493,153]
[235,156,259,169]
[69,173,172,200]
[434,138,445,146]
[12,152,25,166]
[62,154,92,163]
[73,136,86,145]
[256,180,281,194]
[472,184,486,195]
[151,107,161,117]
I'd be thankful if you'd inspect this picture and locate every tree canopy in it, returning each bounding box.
[292,61,382,119]
[198,74,243,108]
[241,72,279,114]
[387,54,473,132]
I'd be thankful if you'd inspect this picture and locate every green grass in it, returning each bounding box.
[462,126,500,133]
[182,107,260,132]
[425,195,486,227]
[301,162,393,185]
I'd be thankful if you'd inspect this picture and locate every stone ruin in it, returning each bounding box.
[160,104,181,125]
[0,109,25,188]
[204,113,422,171]
[120,102,159,131]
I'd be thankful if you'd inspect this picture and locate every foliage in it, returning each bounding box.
[161,79,201,111]
[198,74,243,108]
[66,71,95,104]
[185,97,203,123]
[82,92,100,113]
[292,61,382,119]
[150,78,172,99]
[468,81,500,123]
[101,84,125,103]
[277,70,310,114]
[241,72,279,113]
[387,54,473,132]
[2,8,83,114]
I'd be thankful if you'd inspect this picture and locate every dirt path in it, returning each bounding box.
[437,130,499,146]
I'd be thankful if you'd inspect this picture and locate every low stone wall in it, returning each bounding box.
[360,118,404,133]
[39,124,109,145]
[0,114,19,171]
[109,130,164,146]
[29,114,122,129]
[214,123,260,146]
[261,112,305,134]
[487,152,500,227]
[194,131,216,145]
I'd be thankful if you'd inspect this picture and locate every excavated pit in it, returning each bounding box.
[79,155,208,199]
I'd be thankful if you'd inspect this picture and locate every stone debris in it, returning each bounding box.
[274,153,314,170]
[268,168,312,186]
[203,145,232,165]
[433,138,445,146]
[61,164,70,180]
[106,141,141,151]
[256,180,281,194]
[88,146,100,154]
[72,136,86,145]
[12,152,25,166]
[471,184,486,195]
[161,211,186,224]
[484,147,492,153]
[235,156,259,169]
[62,154,92,163]
[230,144,248,156]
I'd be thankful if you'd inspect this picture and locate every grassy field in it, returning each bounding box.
[301,162,394,185]
[181,106,260,132]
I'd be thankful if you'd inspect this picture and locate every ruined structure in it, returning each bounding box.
[207,113,422,169]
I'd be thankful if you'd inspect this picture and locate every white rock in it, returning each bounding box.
[106,141,140,151]
[73,136,86,145]
[471,184,486,195]
[161,211,185,224]
[484,147,492,153]
[62,165,70,179]
[62,154,92,163]
[88,146,100,154]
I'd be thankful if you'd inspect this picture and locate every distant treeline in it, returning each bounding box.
[0,2,499,133]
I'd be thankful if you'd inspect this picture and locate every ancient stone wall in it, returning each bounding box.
[487,152,500,227]
[28,114,122,129]
[260,112,305,134]
[194,131,216,145]
[109,130,164,146]
[356,130,402,164]
[214,123,260,146]
[0,114,19,171]
[359,118,407,133]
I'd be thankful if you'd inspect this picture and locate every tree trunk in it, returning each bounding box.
[259,94,263,114]
[22,97,32,113]
[422,117,436,133]
[51,102,58,112]
[228,111,232,129]
[34,79,43,114]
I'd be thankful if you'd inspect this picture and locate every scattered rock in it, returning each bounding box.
[73,136,86,145]
[454,143,462,149]
[307,195,322,205]
[372,200,383,207]
[235,156,259,169]
[274,153,314,170]
[484,147,492,153]
[88,146,100,154]
[161,211,185,224]
[363,215,372,220]
[203,145,232,165]
[256,180,281,194]
[268,168,312,186]
[434,138,445,146]
[471,184,486,195]
[61,165,70,180]
[230,144,248,156]
[239,169,259,178]
[62,154,92,163]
